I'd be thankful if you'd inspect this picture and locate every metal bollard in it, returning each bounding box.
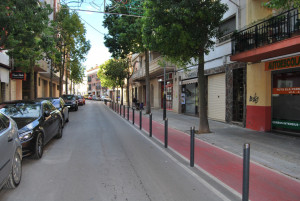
[149,113,152,137]
[120,104,122,115]
[139,110,142,130]
[123,105,125,118]
[243,143,250,201]
[164,118,168,148]
[127,106,129,120]
[132,108,135,125]
[190,127,195,167]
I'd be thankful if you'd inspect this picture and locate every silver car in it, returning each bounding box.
[0,112,22,189]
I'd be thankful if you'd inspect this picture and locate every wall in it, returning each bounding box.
[246,63,272,131]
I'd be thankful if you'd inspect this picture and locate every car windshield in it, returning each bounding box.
[62,95,75,101]
[0,103,41,118]
[51,99,60,108]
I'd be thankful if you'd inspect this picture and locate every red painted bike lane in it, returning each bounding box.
[110,104,300,201]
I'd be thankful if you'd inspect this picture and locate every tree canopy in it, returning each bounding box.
[263,0,300,10]
[142,0,228,133]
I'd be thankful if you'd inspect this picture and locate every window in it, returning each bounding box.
[0,113,9,130]
[219,16,236,36]
[88,76,91,82]
[89,84,91,90]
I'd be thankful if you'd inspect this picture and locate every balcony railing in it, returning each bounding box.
[131,56,175,80]
[231,9,299,55]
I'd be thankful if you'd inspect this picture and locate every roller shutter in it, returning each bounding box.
[208,73,226,121]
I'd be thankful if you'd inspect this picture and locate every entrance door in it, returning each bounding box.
[232,68,245,122]
[161,83,173,110]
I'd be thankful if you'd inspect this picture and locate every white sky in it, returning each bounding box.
[66,0,112,71]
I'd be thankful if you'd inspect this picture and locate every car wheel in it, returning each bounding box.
[56,122,63,139]
[33,133,44,160]
[66,112,69,122]
[4,151,22,189]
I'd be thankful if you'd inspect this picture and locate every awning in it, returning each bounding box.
[181,78,198,85]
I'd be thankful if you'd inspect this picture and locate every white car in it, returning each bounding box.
[0,112,22,189]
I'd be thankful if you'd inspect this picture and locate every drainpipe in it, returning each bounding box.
[229,0,241,30]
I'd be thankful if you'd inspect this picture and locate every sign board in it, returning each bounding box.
[265,56,300,71]
[273,87,300,94]
[272,119,300,130]
[10,71,26,80]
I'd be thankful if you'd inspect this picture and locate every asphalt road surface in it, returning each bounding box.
[0,100,238,201]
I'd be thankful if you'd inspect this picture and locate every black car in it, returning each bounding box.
[61,95,78,111]
[0,100,63,159]
[38,97,69,127]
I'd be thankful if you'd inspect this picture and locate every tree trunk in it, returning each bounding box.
[65,71,68,95]
[121,85,123,105]
[197,51,210,133]
[50,59,53,97]
[126,76,130,107]
[30,60,35,100]
[145,49,151,114]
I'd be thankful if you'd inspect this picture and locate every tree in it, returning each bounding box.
[263,0,300,9]
[97,59,127,104]
[103,0,152,113]
[2,1,53,99]
[55,5,90,96]
[142,0,228,133]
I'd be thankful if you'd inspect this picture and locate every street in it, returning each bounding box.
[0,101,238,201]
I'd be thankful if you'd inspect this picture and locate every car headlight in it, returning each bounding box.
[19,131,33,142]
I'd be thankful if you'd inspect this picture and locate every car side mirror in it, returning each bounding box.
[44,111,50,117]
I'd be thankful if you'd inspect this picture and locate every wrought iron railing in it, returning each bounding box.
[232,9,300,55]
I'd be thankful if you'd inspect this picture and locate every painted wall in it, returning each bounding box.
[246,63,272,131]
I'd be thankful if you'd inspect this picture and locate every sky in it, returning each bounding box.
[63,0,112,71]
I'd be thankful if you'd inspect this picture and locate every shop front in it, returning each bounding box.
[159,73,173,110]
[266,55,300,134]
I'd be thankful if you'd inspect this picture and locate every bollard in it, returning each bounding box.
[149,113,152,137]
[164,118,168,148]
[120,104,122,115]
[132,108,135,125]
[127,106,129,120]
[190,127,195,167]
[243,143,250,201]
[123,105,125,118]
[139,110,142,130]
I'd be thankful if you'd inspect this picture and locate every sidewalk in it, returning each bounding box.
[108,103,300,200]
[148,108,300,180]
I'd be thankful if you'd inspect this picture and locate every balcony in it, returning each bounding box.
[132,56,176,81]
[35,59,48,72]
[231,9,300,63]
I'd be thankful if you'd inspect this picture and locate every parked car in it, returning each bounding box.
[88,95,92,100]
[0,100,63,159]
[77,95,85,105]
[61,94,78,111]
[0,112,22,189]
[38,97,69,127]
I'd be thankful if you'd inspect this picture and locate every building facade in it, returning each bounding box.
[231,2,300,135]
[87,66,104,98]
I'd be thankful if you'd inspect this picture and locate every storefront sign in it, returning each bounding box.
[265,56,300,71]
[272,120,300,130]
[273,87,300,94]
[10,71,26,80]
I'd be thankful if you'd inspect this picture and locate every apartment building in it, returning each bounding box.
[131,52,176,111]
[231,2,300,134]
[87,66,104,98]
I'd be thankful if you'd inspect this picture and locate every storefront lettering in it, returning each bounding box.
[265,56,300,71]
[273,87,300,94]
[249,93,259,103]
[272,120,300,130]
